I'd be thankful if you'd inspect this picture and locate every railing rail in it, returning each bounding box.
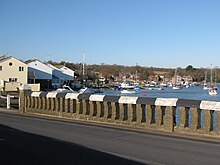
[19,90,220,136]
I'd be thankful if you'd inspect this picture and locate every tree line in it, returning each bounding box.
[48,61,220,83]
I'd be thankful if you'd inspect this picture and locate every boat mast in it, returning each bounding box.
[204,71,207,83]
[210,64,213,85]
[82,51,85,78]
[82,51,86,86]
[175,68,177,85]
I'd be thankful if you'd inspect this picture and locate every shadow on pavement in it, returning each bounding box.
[0,124,145,165]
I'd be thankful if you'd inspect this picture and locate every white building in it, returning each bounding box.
[47,63,64,88]
[27,59,75,89]
[47,64,75,88]
[59,66,75,81]
[26,59,53,90]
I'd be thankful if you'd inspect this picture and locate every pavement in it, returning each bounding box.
[0,124,144,165]
[1,108,220,165]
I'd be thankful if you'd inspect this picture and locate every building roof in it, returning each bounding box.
[0,55,27,66]
[25,59,39,64]
[0,55,11,62]
[46,63,61,71]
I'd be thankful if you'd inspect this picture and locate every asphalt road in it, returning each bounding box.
[1,110,220,165]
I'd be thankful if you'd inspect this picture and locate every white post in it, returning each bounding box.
[7,94,10,109]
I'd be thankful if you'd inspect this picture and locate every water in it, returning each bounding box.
[101,85,220,130]
[102,85,220,102]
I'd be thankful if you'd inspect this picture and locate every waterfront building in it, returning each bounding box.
[58,66,75,81]
[27,60,75,90]
[182,75,193,84]
[0,56,28,91]
[26,59,53,90]
[47,64,75,88]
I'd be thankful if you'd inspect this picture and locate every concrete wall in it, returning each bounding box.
[5,82,21,91]
[19,90,220,137]
[28,84,40,91]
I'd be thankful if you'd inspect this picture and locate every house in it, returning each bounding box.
[182,75,193,84]
[171,75,182,84]
[26,59,53,90]
[163,75,172,83]
[0,56,28,91]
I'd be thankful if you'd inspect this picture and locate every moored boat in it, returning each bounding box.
[209,86,218,96]
[208,64,218,96]
[118,82,139,94]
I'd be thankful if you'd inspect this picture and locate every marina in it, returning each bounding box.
[102,85,220,102]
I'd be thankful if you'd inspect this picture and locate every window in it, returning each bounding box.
[9,62,13,66]
[0,66,2,71]
[19,66,24,71]
[9,78,17,82]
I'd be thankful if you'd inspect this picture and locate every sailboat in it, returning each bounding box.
[203,71,209,90]
[172,68,182,90]
[208,64,218,96]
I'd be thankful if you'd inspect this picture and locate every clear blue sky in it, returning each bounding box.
[1,0,220,68]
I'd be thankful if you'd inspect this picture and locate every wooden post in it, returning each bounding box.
[7,94,10,109]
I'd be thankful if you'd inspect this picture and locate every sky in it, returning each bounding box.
[1,0,220,68]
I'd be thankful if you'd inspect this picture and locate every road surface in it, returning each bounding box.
[0,110,220,165]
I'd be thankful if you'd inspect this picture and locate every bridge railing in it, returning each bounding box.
[19,89,220,137]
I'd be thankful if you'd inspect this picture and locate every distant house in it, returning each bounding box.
[163,75,172,83]
[0,56,28,90]
[26,59,53,90]
[171,75,182,84]
[182,75,193,84]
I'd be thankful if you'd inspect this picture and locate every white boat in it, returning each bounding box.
[160,82,168,87]
[118,82,138,94]
[56,85,94,94]
[208,64,218,96]
[203,83,209,90]
[172,85,182,90]
[203,71,209,90]
[172,68,182,90]
[146,86,164,90]
[209,86,218,96]
[56,85,75,93]
[120,88,137,94]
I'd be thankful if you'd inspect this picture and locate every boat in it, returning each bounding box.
[56,85,94,94]
[203,71,209,90]
[160,82,168,87]
[55,85,75,93]
[172,68,182,90]
[118,82,138,94]
[203,83,209,90]
[146,85,164,90]
[172,85,182,90]
[209,86,218,96]
[208,64,218,96]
